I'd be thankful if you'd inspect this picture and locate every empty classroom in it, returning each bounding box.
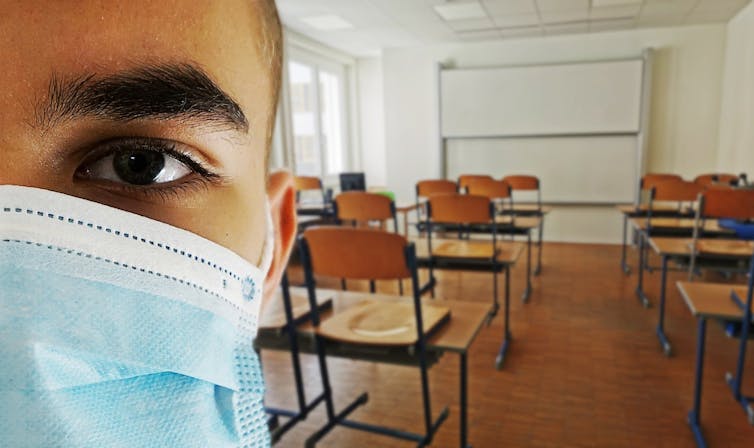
[260,1,754,447]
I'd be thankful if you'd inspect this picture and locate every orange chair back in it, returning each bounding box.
[641,173,683,191]
[334,191,394,222]
[700,189,754,220]
[428,193,491,224]
[503,175,539,191]
[467,179,512,200]
[301,227,411,280]
[652,180,704,202]
[294,176,322,192]
[694,173,739,187]
[416,179,457,198]
[458,174,494,192]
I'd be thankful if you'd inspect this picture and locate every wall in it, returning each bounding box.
[717,1,754,174]
[379,25,727,243]
[356,57,387,187]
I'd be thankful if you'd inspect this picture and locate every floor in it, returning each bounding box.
[261,242,754,447]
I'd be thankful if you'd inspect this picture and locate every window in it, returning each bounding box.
[287,58,348,178]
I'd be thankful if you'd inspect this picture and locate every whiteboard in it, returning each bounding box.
[440,59,644,137]
[446,136,638,203]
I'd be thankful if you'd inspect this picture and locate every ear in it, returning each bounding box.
[262,169,297,311]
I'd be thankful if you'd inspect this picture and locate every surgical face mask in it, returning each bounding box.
[0,185,274,448]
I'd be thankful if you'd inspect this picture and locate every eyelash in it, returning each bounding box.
[76,137,225,201]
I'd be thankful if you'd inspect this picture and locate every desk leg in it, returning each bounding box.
[688,317,708,448]
[460,352,470,448]
[635,231,651,308]
[725,304,754,424]
[535,216,543,276]
[496,267,512,370]
[522,231,532,303]
[656,256,672,356]
[621,215,631,275]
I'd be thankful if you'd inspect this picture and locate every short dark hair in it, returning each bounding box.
[257,0,283,151]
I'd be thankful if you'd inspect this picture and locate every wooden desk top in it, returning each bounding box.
[677,282,751,320]
[630,218,726,233]
[395,201,420,213]
[648,237,754,258]
[494,216,542,229]
[299,291,491,353]
[616,204,691,215]
[410,237,524,264]
[259,286,334,330]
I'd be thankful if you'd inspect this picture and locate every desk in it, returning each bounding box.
[616,204,694,275]
[677,282,753,448]
[412,237,523,370]
[257,287,490,448]
[638,237,753,356]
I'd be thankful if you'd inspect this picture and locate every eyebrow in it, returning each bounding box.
[35,63,249,133]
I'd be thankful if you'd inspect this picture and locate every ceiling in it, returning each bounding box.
[275,0,751,57]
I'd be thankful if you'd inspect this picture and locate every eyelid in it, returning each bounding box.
[77,137,220,179]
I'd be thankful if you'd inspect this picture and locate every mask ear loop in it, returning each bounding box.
[258,199,275,275]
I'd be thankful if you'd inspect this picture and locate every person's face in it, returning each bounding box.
[0,0,295,298]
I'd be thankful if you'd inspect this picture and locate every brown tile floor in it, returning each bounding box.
[261,243,754,447]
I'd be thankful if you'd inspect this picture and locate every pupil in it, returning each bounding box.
[113,150,166,185]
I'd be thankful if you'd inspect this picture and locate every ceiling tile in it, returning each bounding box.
[491,13,540,28]
[590,4,641,20]
[589,18,636,32]
[457,29,503,41]
[535,0,589,12]
[544,22,589,35]
[592,0,642,6]
[500,26,544,38]
[639,0,697,17]
[447,17,496,31]
[481,0,537,15]
[540,9,590,24]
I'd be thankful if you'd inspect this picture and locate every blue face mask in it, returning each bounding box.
[0,185,274,447]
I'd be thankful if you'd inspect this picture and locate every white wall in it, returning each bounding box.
[717,1,754,174]
[377,25,727,243]
[356,57,387,187]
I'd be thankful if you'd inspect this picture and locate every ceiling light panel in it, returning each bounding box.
[434,2,489,21]
[300,14,354,30]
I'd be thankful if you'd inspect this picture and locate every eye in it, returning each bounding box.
[76,138,209,187]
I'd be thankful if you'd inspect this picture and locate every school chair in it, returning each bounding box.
[295,176,331,218]
[688,189,754,280]
[333,191,403,293]
[333,191,398,233]
[639,173,684,201]
[465,179,537,302]
[424,193,518,368]
[457,174,494,193]
[467,179,514,217]
[424,193,501,309]
[503,175,544,275]
[693,173,740,187]
[415,179,458,233]
[299,227,447,446]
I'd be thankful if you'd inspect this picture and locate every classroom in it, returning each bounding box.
[260,0,754,447]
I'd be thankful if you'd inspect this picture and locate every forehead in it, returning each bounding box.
[0,0,270,120]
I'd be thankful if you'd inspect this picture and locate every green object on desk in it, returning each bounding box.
[376,191,395,201]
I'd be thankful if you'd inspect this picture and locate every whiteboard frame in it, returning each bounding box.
[437,51,654,205]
